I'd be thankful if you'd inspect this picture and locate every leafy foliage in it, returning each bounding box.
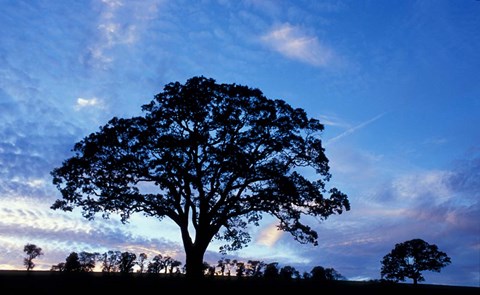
[310,265,345,281]
[23,243,43,271]
[51,76,349,278]
[381,238,451,284]
[119,252,137,273]
[64,252,82,272]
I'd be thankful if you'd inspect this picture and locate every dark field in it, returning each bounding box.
[0,270,478,294]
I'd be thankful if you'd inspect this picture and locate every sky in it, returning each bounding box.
[0,0,479,287]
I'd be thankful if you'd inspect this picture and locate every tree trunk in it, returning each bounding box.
[181,225,211,281]
[185,247,205,280]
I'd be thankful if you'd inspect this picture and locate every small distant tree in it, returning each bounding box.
[381,238,452,285]
[162,256,181,274]
[147,254,166,274]
[78,251,97,272]
[201,261,210,275]
[310,265,345,282]
[23,243,43,271]
[203,262,214,276]
[279,265,300,280]
[51,251,97,272]
[168,259,182,274]
[326,267,345,280]
[228,259,237,277]
[64,252,82,272]
[302,271,311,280]
[216,258,227,276]
[246,260,265,277]
[50,262,65,271]
[100,250,122,273]
[310,266,327,282]
[119,251,137,273]
[263,262,279,279]
[137,253,147,273]
[235,261,246,277]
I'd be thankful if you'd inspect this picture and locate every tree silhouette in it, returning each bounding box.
[263,262,280,279]
[228,259,237,277]
[119,251,137,273]
[310,265,345,282]
[50,76,350,279]
[216,257,234,276]
[146,254,165,274]
[23,243,43,271]
[100,250,121,273]
[246,260,265,277]
[78,251,98,272]
[302,271,311,280]
[137,253,147,273]
[52,251,97,272]
[279,265,300,280]
[50,262,65,271]
[203,261,214,276]
[64,252,82,272]
[165,256,182,274]
[381,238,452,285]
[216,258,227,276]
[235,261,246,277]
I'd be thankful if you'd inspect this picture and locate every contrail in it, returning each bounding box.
[325,112,387,146]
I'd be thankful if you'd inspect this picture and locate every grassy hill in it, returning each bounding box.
[0,270,478,294]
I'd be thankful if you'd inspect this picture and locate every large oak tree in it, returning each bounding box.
[51,76,350,279]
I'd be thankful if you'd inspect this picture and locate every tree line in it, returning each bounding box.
[23,237,450,285]
[23,243,344,281]
[49,250,181,274]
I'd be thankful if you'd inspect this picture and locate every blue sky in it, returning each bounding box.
[0,0,479,287]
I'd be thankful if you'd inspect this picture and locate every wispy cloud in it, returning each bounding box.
[391,170,454,203]
[74,97,104,110]
[255,222,283,247]
[84,0,163,69]
[86,1,135,68]
[261,23,335,67]
[326,112,387,146]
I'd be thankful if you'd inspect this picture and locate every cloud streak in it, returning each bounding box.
[326,112,387,146]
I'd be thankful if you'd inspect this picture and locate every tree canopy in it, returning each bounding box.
[23,243,43,271]
[51,76,350,279]
[380,238,451,285]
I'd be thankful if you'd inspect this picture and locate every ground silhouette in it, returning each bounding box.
[0,270,478,294]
